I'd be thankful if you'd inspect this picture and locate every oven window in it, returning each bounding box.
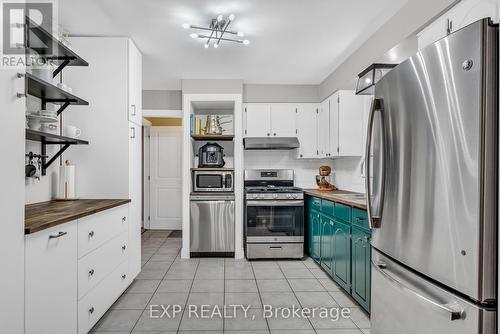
[197,175,223,188]
[246,205,304,237]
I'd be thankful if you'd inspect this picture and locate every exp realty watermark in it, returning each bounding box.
[1,0,57,69]
[150,304,351,322]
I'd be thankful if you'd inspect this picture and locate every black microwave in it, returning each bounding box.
[192,170,234,192]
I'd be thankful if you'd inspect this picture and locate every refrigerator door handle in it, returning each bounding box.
[373,260,465,321]
[365,98,386,228]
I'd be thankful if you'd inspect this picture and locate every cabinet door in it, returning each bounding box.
[320,215,334,273]
[296,104,318,158]
[351,226,371,312]
[128,40,142,125]
[338,90,364,156]
[332,220,351,291]
[309,211,321,262]
[128,123,142,280]
[317,99,330,157]
[329,93,339,157]
[25,222,78,334]
[270,104,297,137]
[245,104,271,137]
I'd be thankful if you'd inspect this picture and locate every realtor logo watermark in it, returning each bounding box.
[1,0,56,68]
[150,304,352,322]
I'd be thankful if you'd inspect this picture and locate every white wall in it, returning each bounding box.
[243,84,319,103]
[244,150,333,189]
[1,63,26,334]
[331,157,365,193]
[319,0,458,100]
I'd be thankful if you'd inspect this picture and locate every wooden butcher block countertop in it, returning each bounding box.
[25,199,131,235]
[303,189,367,210]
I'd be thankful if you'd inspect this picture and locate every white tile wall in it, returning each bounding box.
[244,151,365,193]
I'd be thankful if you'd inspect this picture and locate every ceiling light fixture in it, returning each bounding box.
[182,14,250,48]
[355,63,397,95]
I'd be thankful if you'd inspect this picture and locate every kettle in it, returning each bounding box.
[203,115,231,135]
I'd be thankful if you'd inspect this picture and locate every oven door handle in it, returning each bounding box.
[246,200,304,207]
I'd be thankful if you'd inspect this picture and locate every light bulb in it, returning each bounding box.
[190,33,198,39]
[364,77,372,84]
[237,31,244,37]
[242,39,250,45]
[214,42,219,48]
[204,43,209,49]
[229,14,235,21]
[182,23,190,29]
[217,14,223,22]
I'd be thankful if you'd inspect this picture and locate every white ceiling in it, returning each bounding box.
[59,0,408,90]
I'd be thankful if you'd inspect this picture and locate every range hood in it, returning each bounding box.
[243,137,300,150]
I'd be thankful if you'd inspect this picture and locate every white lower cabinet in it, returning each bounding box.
[25,222,78,334]
[25,204,135,334]
[78,261,129,334]
[78,232,128,299]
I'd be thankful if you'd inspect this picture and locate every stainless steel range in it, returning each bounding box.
[244,169,304,259]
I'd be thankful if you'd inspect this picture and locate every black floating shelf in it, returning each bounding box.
[26,17,88,77]
[191,134,234,141]
[24,72,89,115]
[26,129,88,175]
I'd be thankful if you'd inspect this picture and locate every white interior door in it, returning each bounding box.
[149,126,182,229]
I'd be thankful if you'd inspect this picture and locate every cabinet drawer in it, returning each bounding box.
[247,243,303,259]
[321,199,335,217]
[334,202,351,223]
[352,208,369,229]
[78,260,129,334]
[78,232,128,299]
[307,196,321,212]
[78,205,128,258]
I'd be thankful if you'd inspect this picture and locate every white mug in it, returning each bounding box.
[65,125,81,138]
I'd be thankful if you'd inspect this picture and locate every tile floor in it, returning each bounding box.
[91,230,371,334]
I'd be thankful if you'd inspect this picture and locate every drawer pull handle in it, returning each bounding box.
[88,231,95,238]
[49,231,67,239]
[122,274,127,279]
[122,216,127,222]
[89,306,94,314]
[269,246,282,250]
[89,269,95,276]
[122,245,127,251]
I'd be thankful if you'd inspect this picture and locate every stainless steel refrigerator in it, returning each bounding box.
[365,18,498,333]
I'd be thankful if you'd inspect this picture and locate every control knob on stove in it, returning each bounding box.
[286,194,292,199]
[273,194,278,199]
[292,194,298,199]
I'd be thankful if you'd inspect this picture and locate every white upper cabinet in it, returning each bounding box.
[270,104,297,137]
[417,0,499,49]
[296,104,319,159]
[128,40,143,125]
[245,104,271,137]
[244,103,297,138]
[328,90,366,158]
[329,92,339,157]
[317,99,330,158]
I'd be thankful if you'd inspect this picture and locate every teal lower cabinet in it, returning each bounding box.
[320,215,333,273]
[332,220,351,291]
[351,226,371,312]
[306,195,371,313]
[308,210,321,263]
